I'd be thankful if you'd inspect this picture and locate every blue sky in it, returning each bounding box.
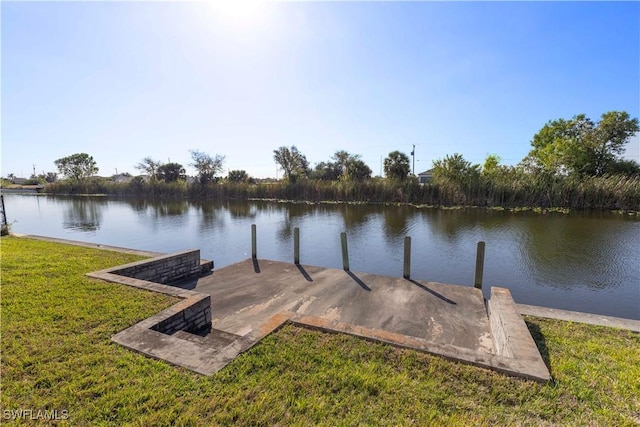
[2,1,639,179]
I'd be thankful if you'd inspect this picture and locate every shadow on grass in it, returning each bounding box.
[526,320,553,373]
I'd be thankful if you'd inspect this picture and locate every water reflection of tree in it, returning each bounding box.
[382,205,415,240]
[122,199,188,217]
[62,197,106,232]
[277,203,315,241]
[186,200,223,232]
[125,199,150,213]
[149,200,188,217]
[225,200,257,219]
[342,205,374,230]
[516,213,638,291]
[420,209,477,242]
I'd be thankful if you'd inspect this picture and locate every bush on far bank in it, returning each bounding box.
[41,173,640,211]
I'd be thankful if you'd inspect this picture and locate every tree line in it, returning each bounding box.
[13,111,640,210]
[16,110,640,184]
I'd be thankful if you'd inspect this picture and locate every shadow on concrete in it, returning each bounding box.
[187,324,212,337]
[407,279,457,305]
[296,264,313,282]
[525,320,552,374]
[170,277,198,290]
[347,271,371,291]
[252,258,261,273]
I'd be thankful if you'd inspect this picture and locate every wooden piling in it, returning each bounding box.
[403,236,411,279]
[0,195,7,236]
[251,224,257,259]
[1,195,7,227]
[294,227,300,265]
[474,241,485,289]
[340,232,350,271]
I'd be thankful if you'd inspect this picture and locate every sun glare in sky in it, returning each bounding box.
[2,1,638,178]
[205,0,269,30]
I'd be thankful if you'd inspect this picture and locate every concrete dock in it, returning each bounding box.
[18,234,636,382]
[184,259,494,353]
[88,251,550,381]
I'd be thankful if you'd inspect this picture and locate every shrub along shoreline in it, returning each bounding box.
[43,174,640,211]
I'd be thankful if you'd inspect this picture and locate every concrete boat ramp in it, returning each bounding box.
[87,248,552,382]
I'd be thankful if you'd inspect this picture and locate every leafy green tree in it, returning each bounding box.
[345,158,372,181]
[608,159,640,176]
[432,153,480,184]
[34,172,57,183]
[273,146,309,183]
[383,151,410,181]
[482,154,502,177]
[54,153,98,180]
[311,162,341,181]
[135,157,162,180]
[128,176,146,191]
[333,150,372,181]
[227,170,250,183]
[310,151,369,181]
[44,172,58,183]
[527,111,639,177]
[157,162,186,183]
[331,150,352,178]
[190,150,225,184]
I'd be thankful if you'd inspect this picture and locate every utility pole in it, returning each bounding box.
[32,164,36,178]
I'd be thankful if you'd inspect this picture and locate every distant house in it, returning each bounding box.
[12,178,29,185]
[112,174,133,183]
[417,169,434,184]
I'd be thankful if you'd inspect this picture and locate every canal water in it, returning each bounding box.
[3,194,639,320]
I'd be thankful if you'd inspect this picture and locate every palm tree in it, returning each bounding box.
[383,151,410,181]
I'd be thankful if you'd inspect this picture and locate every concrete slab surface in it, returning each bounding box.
[185,259,494,354]
[79,246,550,381]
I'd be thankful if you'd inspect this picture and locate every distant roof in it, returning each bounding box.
[417,169,434,176]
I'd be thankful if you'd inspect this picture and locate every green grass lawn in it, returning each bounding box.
[1,236,639,426]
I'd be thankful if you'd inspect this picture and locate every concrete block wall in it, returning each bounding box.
[112,249,203,284]
[88,249,214,339]
[152,295,212,334]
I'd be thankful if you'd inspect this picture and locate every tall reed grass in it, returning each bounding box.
[43,175,640,210]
